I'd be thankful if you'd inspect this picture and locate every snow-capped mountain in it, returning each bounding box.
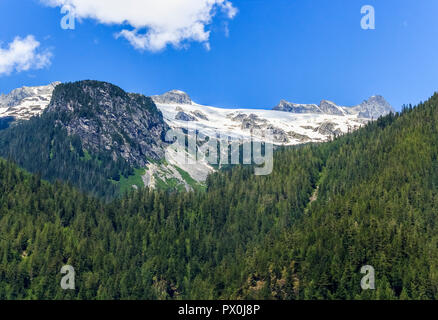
[150,90,394,187]
[0,82,393,145]
[0,82,60,121]
[273,96,394,119]
[152,90,193,105]
[356,95,395,119]
[152,90,393,146]
[0,82,394,190]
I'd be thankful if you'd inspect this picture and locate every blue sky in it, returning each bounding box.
[0,0,437,111]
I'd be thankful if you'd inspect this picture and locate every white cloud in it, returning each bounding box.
[41,0,237,51]
[224,22,230,38]
[0,35,52,76]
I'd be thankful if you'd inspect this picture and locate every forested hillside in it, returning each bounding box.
[239,97,438,299]
[0,113,128,200]
[0,81,169,200]
[1,93,438,300]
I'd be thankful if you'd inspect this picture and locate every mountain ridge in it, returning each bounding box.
[0,80,172,198]
[47,80,169,166]
[0,82,394,122]
[273,94,394,118]
[0,90,437,299]
[0,82,60,120]
[0,81,396,193]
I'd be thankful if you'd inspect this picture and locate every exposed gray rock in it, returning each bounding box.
[314,121,342,137]
[239,114,268,131]
[273,95,393,119]
[175,111,196,121]
[46,80,169,167]
[319,100,345,116]
[0,82,60,120]
[230,113,247,122]
[191,110,208,120]
[266,125,289,143]
[273,100,321,113]
[0,82,60,107]
[356,95,394,119]
[288,131,311,143]
[152,90,193,105]
[241,118,262,130]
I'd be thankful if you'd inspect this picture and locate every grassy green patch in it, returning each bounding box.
[174,166,206,192]
[154,176,186,192]
[113,168,146,194]
[80,149,92,161]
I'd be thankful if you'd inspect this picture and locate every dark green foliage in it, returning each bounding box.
[0,80,170,199]
[0,145,319,299]
[239,94,438,300]
[0,112,133,200]
[0,117,14,130]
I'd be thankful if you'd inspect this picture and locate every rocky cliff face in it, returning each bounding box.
[0,81,396,191]
[46,81,169,167]
[0,82,60,120]
[152,90,193,105]
[356,95,395,119]
[273,95,394,118]
[319,100,346,116]
[273,100,321,114]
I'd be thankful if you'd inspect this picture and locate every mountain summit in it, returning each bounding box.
[0,82,60,120]
[273,100,321,114]
[319,100,346,116]
[152,90,193,105]
[0,81,396,193]
[47,80,169,166]
[356,95,395,119]
[0,80,171,198]
[273,95,394,118]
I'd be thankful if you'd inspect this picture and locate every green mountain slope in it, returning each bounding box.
[1,93,438,300]
[239,96,438,300]
[0,81,170,199]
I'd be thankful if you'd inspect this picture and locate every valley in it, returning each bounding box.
[0,90,436,299]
